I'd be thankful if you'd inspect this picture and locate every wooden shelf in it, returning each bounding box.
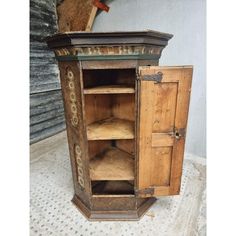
[90,147,134,181]
[87,117,134,140]
[84,85,135,94]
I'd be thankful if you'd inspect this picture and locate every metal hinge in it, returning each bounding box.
[140,71,163,83]
[135,188,154,196]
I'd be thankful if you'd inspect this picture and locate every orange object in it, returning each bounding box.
[93,0,109,12]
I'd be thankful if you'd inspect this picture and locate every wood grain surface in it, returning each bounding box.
[87,117,135,140]
[30,0,64,144]
[138,66,193,196]
[90,147,134,181]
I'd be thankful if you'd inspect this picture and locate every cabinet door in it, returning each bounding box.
[136,66,193,197]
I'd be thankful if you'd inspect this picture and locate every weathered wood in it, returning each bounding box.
[57,0,95,32]
[137,66,193,196]
[30,0,64,144]
[30,90,65,144]
[85,5,98,31]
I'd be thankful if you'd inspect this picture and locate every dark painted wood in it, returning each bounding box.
[46,30,173,49]
[30,0,66,144]
[72,194,157,221]
[58,61,92,208]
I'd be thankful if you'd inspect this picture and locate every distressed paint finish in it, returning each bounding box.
[47,31,173,62]
[30,0,65,144]
[55,45,163,58]
[54,46,164,61]
[58,61,92,207]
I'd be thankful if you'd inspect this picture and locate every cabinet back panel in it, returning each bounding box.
[88,140,112,159]
[116,140,135,155]
[112,94,135,121]
[84,94,112,125]
[83,69,135,88]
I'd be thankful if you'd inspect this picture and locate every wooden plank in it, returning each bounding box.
[90,147,134,180]
[153,186,171,196]
[169,68,193,194]
[81,60,139,70]
[150,147,172,186]
[84,85,135,94]
[84,94,112,125]
[116,140,135,155]
[87,117,134,140]
[30,0,64,143]
[152,83,178,132]
[30,122,65,144]
[85,6,98,31]
[88,140,112,159]
[151,133,174,147]
[57,0,96,32]
[112,94,135,121]
[138,80,154,189]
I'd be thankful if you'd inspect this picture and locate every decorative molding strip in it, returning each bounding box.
[54,45,163,61]
[56,54,160,61]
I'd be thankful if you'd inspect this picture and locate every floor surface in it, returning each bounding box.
[30,131,206,236]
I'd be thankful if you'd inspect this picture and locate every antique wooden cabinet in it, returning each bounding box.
[47,31,193,220]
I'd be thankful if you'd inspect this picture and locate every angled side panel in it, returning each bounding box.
[58,61,91,206]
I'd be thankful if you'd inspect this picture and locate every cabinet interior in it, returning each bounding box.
[83,69,136,195]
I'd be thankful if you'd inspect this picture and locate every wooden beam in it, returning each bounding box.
[85,5,98,31]
[57,0,96,32]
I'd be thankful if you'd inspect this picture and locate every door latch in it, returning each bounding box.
[174,128,186,140]
[168,128,186,140]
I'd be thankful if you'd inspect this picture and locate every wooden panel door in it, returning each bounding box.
[136,66,193,197]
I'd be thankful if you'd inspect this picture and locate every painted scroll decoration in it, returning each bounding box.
[66,68,79,127]
[55,45,163,60]
[75,144,85,188]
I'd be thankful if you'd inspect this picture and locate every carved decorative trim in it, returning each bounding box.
[75,144,85,189]
[55,45,163,61]
[66,68,79,127]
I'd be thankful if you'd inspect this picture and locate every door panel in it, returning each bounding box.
[152,83,178,133]
[137,66,193,197]
[150,147,172,186]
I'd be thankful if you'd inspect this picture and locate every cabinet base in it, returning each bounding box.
[72,194,156,221]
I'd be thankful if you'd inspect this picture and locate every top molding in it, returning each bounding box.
[46,30,173,49]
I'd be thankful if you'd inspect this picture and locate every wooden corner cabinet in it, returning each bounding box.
[47,31,193,221]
